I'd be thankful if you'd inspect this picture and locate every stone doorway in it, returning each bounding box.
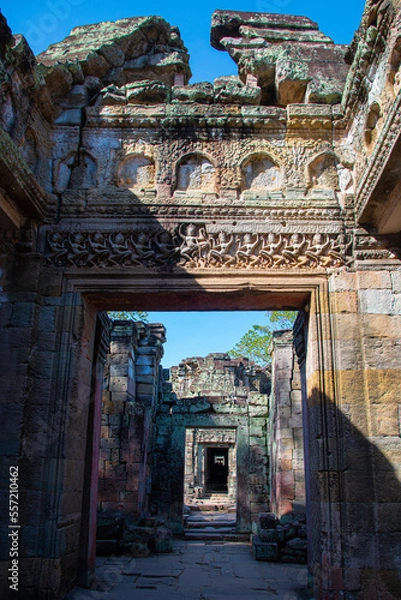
[206,447,229,492]
[184,428,237,510]
[75,282,312,587]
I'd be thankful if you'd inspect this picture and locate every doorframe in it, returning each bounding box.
[50,271,338,590]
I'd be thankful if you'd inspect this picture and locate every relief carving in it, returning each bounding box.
[176,154,216,193]
[117,154,155,189]
[195,429,236,444]
[55,149,97,192]
[242,154,283,191]
[45,225,352,270]
[307,151,339,189]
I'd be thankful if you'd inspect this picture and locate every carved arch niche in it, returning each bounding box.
[306,151,340,197]
[117,154,155,191]
[175,153,217,196]
[20,128,39,174]
[364,102,381,146]
[55,149,97,193]
[241,153,283,198]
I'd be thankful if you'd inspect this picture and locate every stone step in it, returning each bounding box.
[189,503,234,512]
[184,530,250,542]
[186,519,236,529]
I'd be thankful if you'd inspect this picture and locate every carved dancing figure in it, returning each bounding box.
[178,224,200,265]
[209,231,236,267]
[276,233,308,267]
[236,233,260,267]
[259,233,284,267]
[68,232,89,267]
[88,232,110,267]
[47,232,69,266]
[196,227,211,267]
[328,234,352,266]
[305,233,331,267]
[154,230,179,266]
[131,232,156,266]
[109,232,139,266]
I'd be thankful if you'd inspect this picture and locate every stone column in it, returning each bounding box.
[98,320,166,519]
[98,320,138,516]
[0,251,100,598]
[269,330,305,521]
[135,323,166,515]
[77,312,110,587]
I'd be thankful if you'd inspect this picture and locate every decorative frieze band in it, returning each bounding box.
[44,225,353,271]
[195,429,237,444]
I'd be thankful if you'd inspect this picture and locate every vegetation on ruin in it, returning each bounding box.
[228,311,297,366]
[108,311,149,322]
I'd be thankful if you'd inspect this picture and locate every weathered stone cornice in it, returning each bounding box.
[0,129,51,224]
[355,88,401,221]
[84,103,288,131]
[81,102,342,136]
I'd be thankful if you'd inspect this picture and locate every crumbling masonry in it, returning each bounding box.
[1,1,401,598]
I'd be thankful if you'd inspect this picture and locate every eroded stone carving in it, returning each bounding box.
[55,149,97,192]
[117,154,155,188]
[45,226,352,270]
[307,152,339,189]
[195,429,236,444]
[242,154,282,191]
[176,155,216,192]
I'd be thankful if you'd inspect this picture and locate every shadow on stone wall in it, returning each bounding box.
[306,388,401,599]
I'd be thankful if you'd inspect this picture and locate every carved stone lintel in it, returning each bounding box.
[195,429,236,444]
[44,225,354,271]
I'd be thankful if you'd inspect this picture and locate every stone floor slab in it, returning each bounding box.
[66,541,310,600]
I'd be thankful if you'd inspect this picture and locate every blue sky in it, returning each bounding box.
[1,0,365,366]
[2,0,365,82]
[147,311,269,368]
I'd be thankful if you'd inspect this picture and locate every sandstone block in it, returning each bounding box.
[391,271,401,293]
[252,536,279,561]
[155,526,173,552]
[359,289,393,315]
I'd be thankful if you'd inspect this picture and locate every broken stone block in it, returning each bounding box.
[155,527,173,553]
[172,82,214,103]
[214,76,261,105]
[259,527,285,543]
[258,512,277,529]
[126,80,171,104]
[287,537,307,551]
[96,514,123,540]
[252,535,279,561]
[130,542,151,558]
[122,525,155,544]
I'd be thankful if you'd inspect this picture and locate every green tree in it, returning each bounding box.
[108,311,149,322]
[228,311,297,366]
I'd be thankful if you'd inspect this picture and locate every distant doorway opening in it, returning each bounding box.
[206,447,229,493]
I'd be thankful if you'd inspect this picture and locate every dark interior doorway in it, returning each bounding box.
[206,447,229,493]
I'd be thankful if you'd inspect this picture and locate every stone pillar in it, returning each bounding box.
[77,312,110,587]
[269,330,305,521]
[325,268,401,599]
[98,320,138,516]
[135,323,166,515]
[0,251,99,598]
[98,320,166,519]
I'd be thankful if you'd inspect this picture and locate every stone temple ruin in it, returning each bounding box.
[1,0,401,598]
